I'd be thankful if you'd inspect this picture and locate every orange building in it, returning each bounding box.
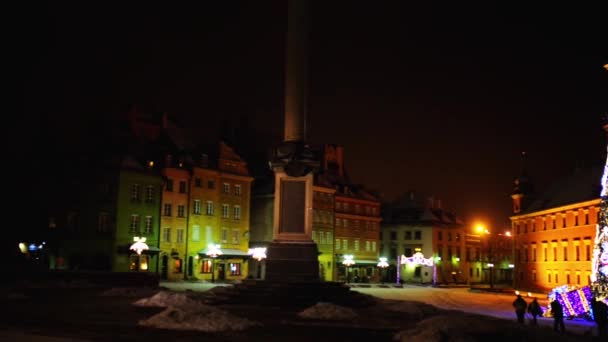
[510,165,602,293]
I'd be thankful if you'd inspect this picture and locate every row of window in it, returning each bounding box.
[513,208,595,234]
[524,270,592,287]
[187,201,241,219]
[162,225,243,245]
[199,260,242,276]
[336,218,379,230]
[335,238,377,252]
[335,202,378,216]
[130,184,157,202]
[517,238,592,263]
[165,178,243,196]
[130,214,154,234]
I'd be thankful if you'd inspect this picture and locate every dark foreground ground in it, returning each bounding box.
[1,282,603,342]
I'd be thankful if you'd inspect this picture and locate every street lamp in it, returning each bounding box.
[377,257,389,283]
[206,244,222,283]
[130,236,149,272]
[248,247,267,279]
[342,254,355,283]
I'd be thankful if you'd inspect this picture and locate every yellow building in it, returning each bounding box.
[159,155,190,281]
[186,142,254,282]
[312,185,336,281]
[510,165,602,293]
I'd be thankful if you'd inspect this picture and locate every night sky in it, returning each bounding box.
[15,1,608,232]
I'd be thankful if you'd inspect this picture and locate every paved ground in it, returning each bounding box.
[1,281,603,341]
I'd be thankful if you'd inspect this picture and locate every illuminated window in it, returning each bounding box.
[354,239,360,251]
[234,206,241,220]
[555,272,559,284]
[371,241,376,252]
[223,183,230,194]
[139,255,149,271]
[201,259,212,273]
[229,263,241,276]
[576,245,580,261]
[130,214,140,233]
[563,245,568,261]
[145,185,154,202]
[232,229,239,244]
[177,205,185,217]
[194,200,202,215]
[192,225,200,242]
[163,227,171,242]
[144,216,153,234]
[221,228,228,243]
[234,184,241,196]
[222,204,230,218]
[335,239,341,250]
[319,231,325,244]
[584,238,591,261]
[327,231,333,243]
[179,181,187,193]
[164,204,172,216]
[365,240,370,251]
[343,239,348,250]
[543,246,547,262]
[176,229,184,244]
[173,259,182,273]
[131,184,141,201]
[206,201,214,216]
[312,230,317,242]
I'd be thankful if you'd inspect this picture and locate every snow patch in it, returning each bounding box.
[298,302,358,321]
[138,306,260,332]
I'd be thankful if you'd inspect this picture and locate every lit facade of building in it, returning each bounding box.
[159,155,190,280]
[186,143,254,282]
[380,192,484,284]
[511,166,602,293]
[312,185,336,281]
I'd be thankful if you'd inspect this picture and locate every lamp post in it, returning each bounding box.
[130,236,149,272]
[377,257,389,283]
[206,244,222,283]
[248,247,267,279]
[342,254,355,283]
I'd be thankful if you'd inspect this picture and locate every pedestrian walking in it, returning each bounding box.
[591,297,607,339]
[527,297,543,325]
[550,299,566,333]
[512,294,527,324]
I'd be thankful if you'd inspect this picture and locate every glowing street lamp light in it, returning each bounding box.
[205,244,222,283]
[342,254,355,283]
[130,237,149,255]
[248,247,267,279]
[377,257,389,284]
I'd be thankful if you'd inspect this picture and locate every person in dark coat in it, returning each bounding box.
[591,298,607,338]
[527,297,543,325]
[551,299,565,333]
[512,294,528,324]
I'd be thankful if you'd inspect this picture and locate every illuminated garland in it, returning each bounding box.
[590,139,608,301]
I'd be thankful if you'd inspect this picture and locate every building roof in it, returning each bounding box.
[382,191,465,226]
[521,165,603,214]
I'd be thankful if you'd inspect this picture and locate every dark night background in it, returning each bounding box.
[12,1,608,245]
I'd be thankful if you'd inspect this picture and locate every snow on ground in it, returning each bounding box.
[298,302,358,320]
[133,290,260,332]
[138,306,260,332]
